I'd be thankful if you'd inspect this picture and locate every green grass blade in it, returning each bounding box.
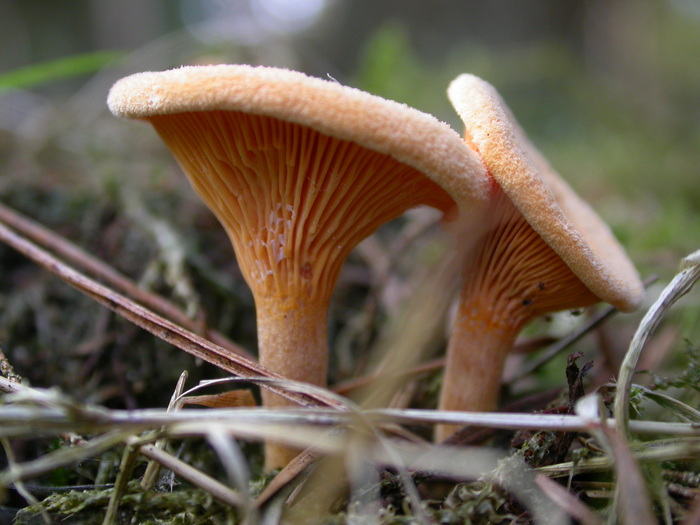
[0,51,124,93]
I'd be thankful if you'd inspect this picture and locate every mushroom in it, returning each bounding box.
[107,64,490,468]
[435,74,644,441]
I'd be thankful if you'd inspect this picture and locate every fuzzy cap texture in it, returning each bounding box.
[107,64,490,211]
[447,73,644,312]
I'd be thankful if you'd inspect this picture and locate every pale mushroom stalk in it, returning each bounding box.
[440,190,598,425]
[436,74,644,441]
[108,65,489,469]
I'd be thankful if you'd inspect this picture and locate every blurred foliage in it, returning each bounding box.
[353,12,700,273]
[352,12,700,344]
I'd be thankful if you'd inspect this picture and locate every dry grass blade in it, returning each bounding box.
[133,438,248,509]
[140,370,189,490]
[537,438,700,478]
[535,473,602,525]
[254,447,319,508]
[0,379,283,513]
[600,426,657,525]
[633,386,700,422]
[0,430,133,486]
[0,220,344,409]
[506,304,619,383]
[0,200,253,360]
[370,408,700,436]
[284,415,431,523]
[103,439,140,525]
[355,251,461,410]
[181,390,257,408]
[1,438,51,525]
[205,431,255,513]
[682,496,700,525]
[334,336,554,396]
[576,395,656,525]
[1,374,699,440]
[375,445,567,524]
[615,250,700,437]
[1,428,248,515]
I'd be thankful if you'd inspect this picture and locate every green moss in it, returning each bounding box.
[15,481,234,524]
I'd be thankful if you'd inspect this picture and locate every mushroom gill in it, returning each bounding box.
[147,110,455,467]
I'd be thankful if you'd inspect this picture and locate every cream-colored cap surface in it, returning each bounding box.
[107,64,490,211]
[447,74,643,311]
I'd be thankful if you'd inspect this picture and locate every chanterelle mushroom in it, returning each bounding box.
[107,64,489,468]
[435,74,644,441]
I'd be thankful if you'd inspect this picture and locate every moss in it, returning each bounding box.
[15,481,234,525]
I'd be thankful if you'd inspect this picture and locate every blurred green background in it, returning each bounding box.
[0,0,698,404]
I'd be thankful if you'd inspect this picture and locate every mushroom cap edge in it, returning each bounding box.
[107,64,492,212]
[447,73,644,312]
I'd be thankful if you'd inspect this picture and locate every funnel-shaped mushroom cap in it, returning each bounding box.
[106,64,495,317]
[108,65,490,210]
[108,65,490,468]
[447,74,643,312]
[107,65,492,317]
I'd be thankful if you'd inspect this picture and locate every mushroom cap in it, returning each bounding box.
[447,74,643,312]
[107,64,490,212]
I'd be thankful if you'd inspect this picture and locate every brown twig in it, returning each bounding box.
[0,220,344,410]
[333,337,555,395]
[0,201,253,360]
[333,357,442,395]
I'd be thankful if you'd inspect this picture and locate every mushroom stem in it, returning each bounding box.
[435,192,599,442]
[435,300,517,442]
[256,294,329,469]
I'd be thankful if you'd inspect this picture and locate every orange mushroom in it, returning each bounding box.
[108,64,489,468]
[435,74,644,441]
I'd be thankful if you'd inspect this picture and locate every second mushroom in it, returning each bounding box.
[435,74,645,441]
